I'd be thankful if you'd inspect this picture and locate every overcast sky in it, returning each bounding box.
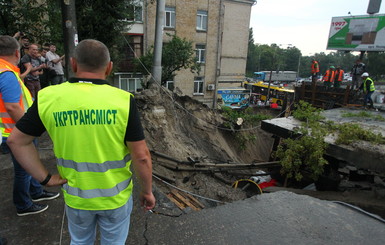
[249,0,385,55]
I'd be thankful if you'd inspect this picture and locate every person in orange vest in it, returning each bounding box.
[334,66,344,88]
[322,66,335,87]
[311,58,320,83]
[0,35,59,217]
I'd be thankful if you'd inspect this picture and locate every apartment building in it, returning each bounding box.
[113,0,255,108]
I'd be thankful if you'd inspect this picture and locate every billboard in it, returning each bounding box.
[327,14,385,52]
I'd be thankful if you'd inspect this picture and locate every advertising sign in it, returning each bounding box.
[327,14,385,51]
[217,88,251,109]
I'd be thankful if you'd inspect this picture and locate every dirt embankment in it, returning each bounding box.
[135,88,275,203]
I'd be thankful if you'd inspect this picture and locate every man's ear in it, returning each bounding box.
[105,61,113,76]
[70,57,77,73]
[15,49,20,62]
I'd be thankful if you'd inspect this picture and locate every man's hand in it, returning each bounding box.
[140,192,156,211]
[46,174,67,187]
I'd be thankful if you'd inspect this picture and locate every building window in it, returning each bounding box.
[196,10,208,31]
[119,35,143,72]
[196,44,206,63]
[165,7,176,28]
[126,0,143,22]
[116,73,143,93]
[194,77,204,95]
[166,80,174,91]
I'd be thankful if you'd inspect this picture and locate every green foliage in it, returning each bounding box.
[75,0,132,64]
[275,101,328,182]
[275,134,328,181]
[221,107,271,128]
[335,123,385,145]
[292,100,325,123]
[133,34,201,86]
[0,0,134,64]
[0,0,52,43]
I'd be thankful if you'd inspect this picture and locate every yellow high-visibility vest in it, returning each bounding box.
[38,81,133,210]
[0,59,33,138]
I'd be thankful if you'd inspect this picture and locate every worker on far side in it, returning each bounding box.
[311,58,320,83]
[322,66,335,88]
[334,66,344,88]
[357,72,375,109]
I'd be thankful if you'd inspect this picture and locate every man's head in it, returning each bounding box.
[40,48,49,57]
[20,36,29,48]
[361,72,369,78]
[49,44,56,53]
[28,44,39,58]
[71,39,112,78]
[356,59,361,64]
[329,66,335,70]
[0,35,21,65]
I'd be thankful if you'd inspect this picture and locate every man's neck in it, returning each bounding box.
[75,71,106,80]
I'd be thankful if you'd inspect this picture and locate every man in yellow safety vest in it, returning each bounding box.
[7,39,156,244]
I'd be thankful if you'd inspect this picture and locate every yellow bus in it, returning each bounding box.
[244,81,294,106]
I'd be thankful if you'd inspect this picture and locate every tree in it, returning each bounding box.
[75,0,135,65]
[0,0,52,42]
[1,0,136,65]
[133,34,201,87]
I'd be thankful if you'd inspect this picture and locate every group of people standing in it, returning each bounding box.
[1,34,155,245]
[311,58,376,109]
[13,31,65,99]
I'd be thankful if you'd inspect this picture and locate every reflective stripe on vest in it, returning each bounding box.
[323,70,335,82]
[38,82,133,210]
[63,178,132,199]
[57,154,131,172]
[0,62,33,138]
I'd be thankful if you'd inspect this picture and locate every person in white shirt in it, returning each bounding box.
[46,44,64,85]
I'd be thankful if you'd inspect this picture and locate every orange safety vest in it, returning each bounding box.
[311,61,320,73]
[323,69,335,83]
[0,58,33,138]
[335,69,344,82]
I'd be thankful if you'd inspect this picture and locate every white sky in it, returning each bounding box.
[249,0,385,55]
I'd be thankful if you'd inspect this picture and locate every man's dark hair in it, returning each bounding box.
[0,35,20,56]
[74,39,110,71]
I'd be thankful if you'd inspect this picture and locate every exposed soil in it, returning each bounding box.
[135,87,385,216]
[135,87,276,204]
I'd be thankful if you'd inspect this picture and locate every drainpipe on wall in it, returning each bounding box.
[213,0,224,109]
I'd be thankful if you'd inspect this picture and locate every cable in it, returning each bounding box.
[59,202,66,245]
[232,178,263,195]
[152,174,227,204]
[121,35,294,133]
[332,201,385,224]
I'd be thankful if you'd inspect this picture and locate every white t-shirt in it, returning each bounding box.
[46,51,64,75]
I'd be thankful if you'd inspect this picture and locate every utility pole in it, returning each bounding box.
[150,0,165,87]
[61,0,78,79]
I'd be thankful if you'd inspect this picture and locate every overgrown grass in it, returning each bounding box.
[334,123,385,145]
[341,111,385,122]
